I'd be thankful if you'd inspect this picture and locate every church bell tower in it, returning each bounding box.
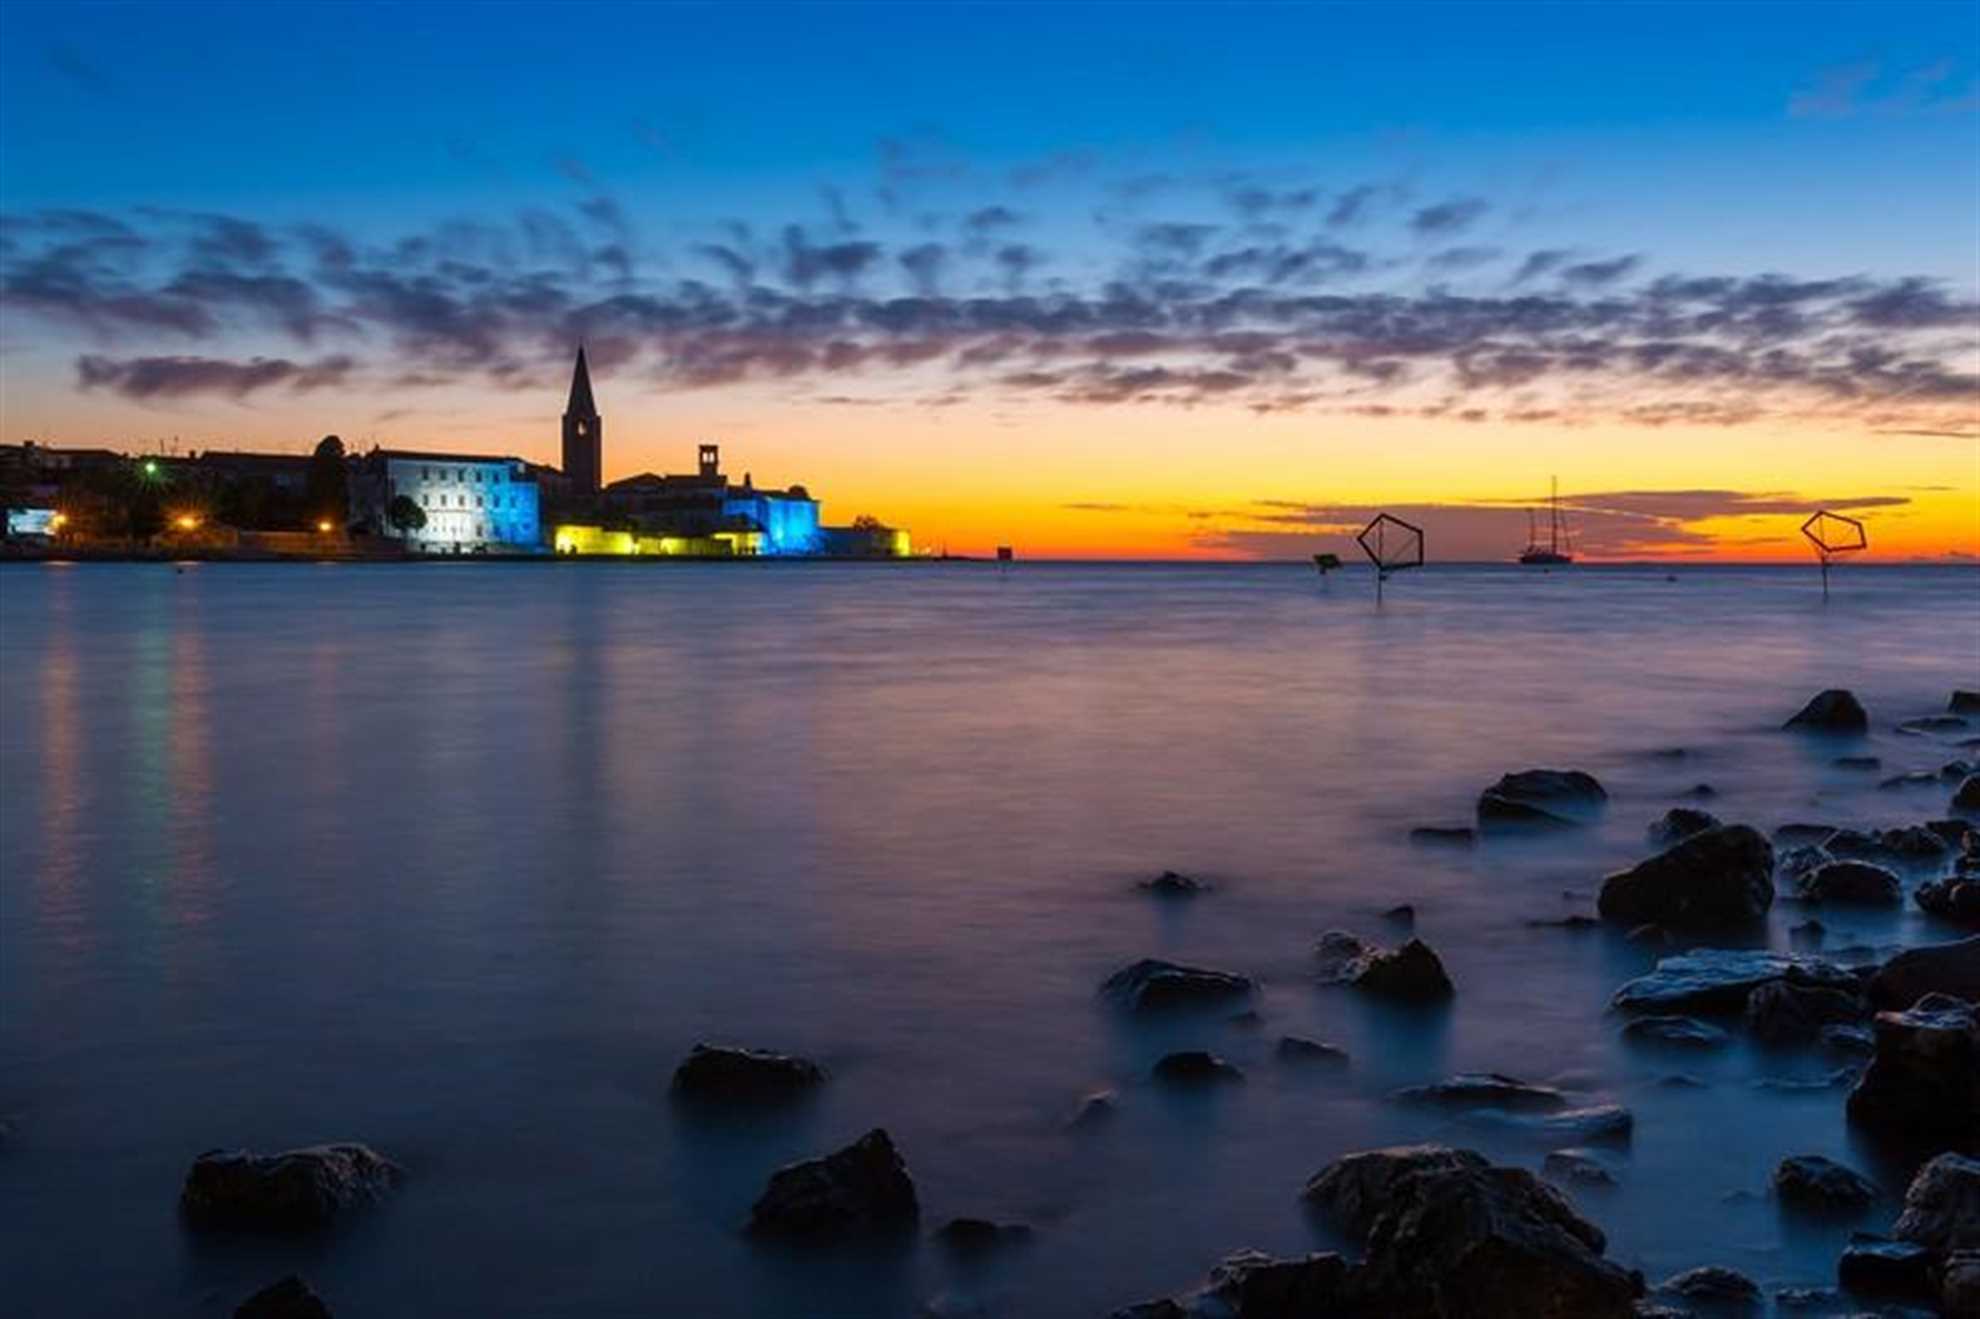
[562,345,602,495]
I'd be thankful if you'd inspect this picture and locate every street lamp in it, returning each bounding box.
[317,520,333,534]
[174,514,200,531]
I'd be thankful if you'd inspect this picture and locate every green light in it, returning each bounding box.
[142,460,159,477]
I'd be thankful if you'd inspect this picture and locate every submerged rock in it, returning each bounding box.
[1475,1104,1634,1146]
[1944,1251,1980,1315]
[1916,875,1980,925]
[746,1128,918,1238]
[1276,1035,1349,1065]
[934,1217,1032,1251]
[1152,1050,1242,1084]
[1597,824,1774,928]
[1837,1235,1936,1300]
[1774,1155,1879,1212]
[1102,958,1255,1012]
[672,1044,826,1101]
[1390,1073,1567,1112]
[1201,1250,1352,1317]
[1612,950,1856,1015]
[1744,978,1869,1045]
[1785,689,1869,734]
[1835,755,1882,770]
[234,1277,331,1319]
[1478,768,1606,834]
[1956,774,1980,813]
[1350,1161,1640,1318]
[1774,822,1840,847]
[1845,994,1980,1150]
[180,1144,400,1233]
[1542,1148,1616,1188]
[1300,1144,1490,1239]
[1647,807,1721,848]
[1068,1089,1119,1128]
[1797,859,1903,906]
[1955,691,1980,716]
[1622,1015,1730,1050]
[1892,1152,1980,1253]
[1345,938,1455,1002]
[1658,1265,1760,1304]
[1138,870,1210,897]
[1409,825,1477,848]
[1868,935,1980,1009]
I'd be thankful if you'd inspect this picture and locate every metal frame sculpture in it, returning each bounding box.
[1800,509,1866,601]
[1356,513,1425,602]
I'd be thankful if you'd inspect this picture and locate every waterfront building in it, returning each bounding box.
[349,449,541,552]
[600,443,822,556]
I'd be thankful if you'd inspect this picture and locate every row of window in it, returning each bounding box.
[420,492,524,511]
[417,465,509,484]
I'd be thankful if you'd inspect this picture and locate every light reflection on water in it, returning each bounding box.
[1,561,1977,1317]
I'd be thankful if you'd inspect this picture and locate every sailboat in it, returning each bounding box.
[1519,477,1574,566]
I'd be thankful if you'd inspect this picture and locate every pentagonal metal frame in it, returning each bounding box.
[1800,510,1866,558]
[1357,513,1425,573]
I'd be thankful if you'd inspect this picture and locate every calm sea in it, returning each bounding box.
[2,561,1976,1317]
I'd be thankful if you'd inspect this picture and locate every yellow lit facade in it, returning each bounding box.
[552,524,763,557]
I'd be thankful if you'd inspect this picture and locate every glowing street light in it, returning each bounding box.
[317,520,333,534]
[142,459,160,478]
[174,514,200,531]
[48,512,67,531]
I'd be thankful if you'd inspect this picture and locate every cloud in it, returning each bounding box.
[75,353,356,400]
[1789,59,1980,118]
[46,42,113,94]
[1410,197,1488,236]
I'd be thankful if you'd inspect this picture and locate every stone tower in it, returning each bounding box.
[562,345,602,495]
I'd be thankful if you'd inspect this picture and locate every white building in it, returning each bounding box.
[351,449,541,551]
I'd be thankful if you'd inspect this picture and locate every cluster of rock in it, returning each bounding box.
[1313,931,1454,1001]
[1837,1152,1980,1309]
[1109,1145,1643,1318]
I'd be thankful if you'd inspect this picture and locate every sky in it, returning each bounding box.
[1,0,1976,560]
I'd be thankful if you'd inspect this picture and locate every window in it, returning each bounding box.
[421,494,429,508]
[423,466,431,479]
[476,496,484,509]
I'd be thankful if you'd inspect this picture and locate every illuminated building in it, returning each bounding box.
[600,444,822,555]
[349,449,541,552]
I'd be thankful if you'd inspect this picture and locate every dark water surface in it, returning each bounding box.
[3,561,1977,1317]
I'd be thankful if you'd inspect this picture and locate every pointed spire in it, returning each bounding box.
[566,343,597,417]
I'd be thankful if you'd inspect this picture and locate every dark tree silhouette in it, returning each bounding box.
[386,495,426,539]
[306,435,348,527]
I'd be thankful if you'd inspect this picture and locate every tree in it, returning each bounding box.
[851,513,883,531]
[386,495,426,540]
[306,435,348,528]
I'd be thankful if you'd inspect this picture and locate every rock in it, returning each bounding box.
[1152,1050,1243,1084]
[234,1277,331,1319]
[1478,768,1606,833]
[1138,870,1209,897]
[1837,1235,1936,1300]
[1543,1149,1617,1187]
[1201,1250,1352,1317]
[1770,1284,1838,1309]
[1476,1104,1635,1147]
[1883,770,1944,790]
[1068,1090,1119,1128]
[1774,1155,1879,1212]
[1103,1303,1185,1319]
[1845,995,1980,1150]
[1597,825,1774,928]
[1776,844,1834,887]
[1892,1152,1980,1252]
[1776,822,1840,846]
[1410,825,1477,848]
[1955,691,1980,716]
[1956,774,1980,813]
[1102,958,1255,1012]
[1527,913,1601,930]
[1900,715,1970,734]
[1821,1023,1876,1056]
[1868,936,1980,1010]
[1790,917,1826,944]
[1346,938,1456,1002]
[1745,978,1869,1045]
[1680,782,1718,800]
[1613,949,1856,1015]
[671,1044,826,1101]
[1836,755,1882,770]
[180,1144,400,1232]
[1785,689,1869,734]
[1877,824,1957,867]
[1659,1265,1761,1304]
[1313,929,1371,979]
[1799,860,1903,906]
[1276,1035,1349,1065]
[1381,903,1416,926]
[934,1217,1032,1251]
[1754,1068,1857,1093]
[1647,807,1721,848]
[1390,1073,1568,1112]
[1945,1251,1980,1315]
[1917,875,1980,925]
[1350,1161,1640,1318]
[1929,818,1980,851]
[1622,1015,1730,1049]
[746,1128,918,1238]
[1300,1144,1490,1239]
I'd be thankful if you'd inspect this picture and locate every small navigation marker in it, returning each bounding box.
[1313,552,1341,585]
[1800,509,1866,601]
[996,546,1013,562]
[1356,513,1425,603]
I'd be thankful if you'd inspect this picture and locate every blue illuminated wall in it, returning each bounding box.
[723,491,820,555]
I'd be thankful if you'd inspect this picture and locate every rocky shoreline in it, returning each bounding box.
[76,687,1980,1315]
